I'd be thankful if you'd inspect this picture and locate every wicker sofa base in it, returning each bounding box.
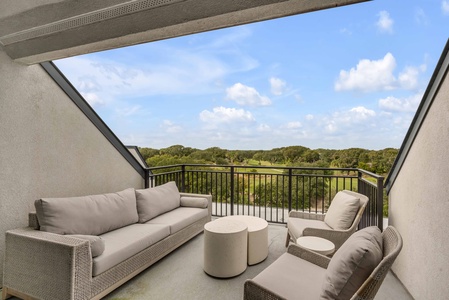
[3,215,209,300]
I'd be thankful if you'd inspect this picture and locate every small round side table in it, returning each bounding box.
[296,236,335,256]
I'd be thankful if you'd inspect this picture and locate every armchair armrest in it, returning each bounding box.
[287,244,330,269]
[244,279,287,300]
[302,226,355,251]
[3,227,92,300]
[288,210,325,221]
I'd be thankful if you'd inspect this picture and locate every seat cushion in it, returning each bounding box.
[252,252,325,299]
[287,218,332,240]
[321,226,383,300]
[35,188,138,235]
[324,191,360,230]
[146,207,208,234]
[136,181,181,223]
[93,223,170,276]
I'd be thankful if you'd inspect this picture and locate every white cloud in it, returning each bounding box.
[162,120,183,133]
[199,106,255,123]
[81,92,105,106]
[376,11,394,33]
[305,114,314,120]
[283,121,302,129]
[443,1,449,15]
[415,7,429,25]
[226,83,271,106]
[349,106,377,120]
[379,94,422,112]
[398,66,420,90]
[115,105,142,117]
[335,53,425,92]
[257,124,271,132]
[323,106,376,133]
[335,53,397,92]
[270,77,286,95]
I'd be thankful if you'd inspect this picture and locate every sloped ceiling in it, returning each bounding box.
[0,0,369,64]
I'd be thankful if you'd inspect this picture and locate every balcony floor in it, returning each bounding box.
[102,222,413,300]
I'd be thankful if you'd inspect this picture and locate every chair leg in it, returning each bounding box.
[285,232,290,247]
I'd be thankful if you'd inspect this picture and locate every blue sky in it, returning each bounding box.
[55,0,449,150]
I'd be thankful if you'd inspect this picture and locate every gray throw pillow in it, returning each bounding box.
[35,188,138,235]
[180,196,208,208]
[320,226,383,300]
[69,234,105,257]
[324,191,360,230]
[136,181,181,223]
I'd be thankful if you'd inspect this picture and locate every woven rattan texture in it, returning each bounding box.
[3,228,91,300]
[350,226,403,300]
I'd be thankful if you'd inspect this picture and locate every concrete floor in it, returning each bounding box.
[102,223,413,300]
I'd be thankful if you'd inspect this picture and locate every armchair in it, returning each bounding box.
[286,190,369,251]
[244,226,403,300]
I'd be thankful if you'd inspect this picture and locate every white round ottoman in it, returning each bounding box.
[203,218,248,278]
[224,215,269,265]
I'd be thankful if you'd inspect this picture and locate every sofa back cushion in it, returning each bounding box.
[320,226,383,300]
[35,188,138,235]
[136,181,181,223]
[324,191,360,230]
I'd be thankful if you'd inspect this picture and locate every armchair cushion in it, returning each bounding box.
[35,188,138,235]
[287,218,332,239]
[136,181,180,223]
[324,191,360,230]
[320,226,383,300]
[252,252,325,299]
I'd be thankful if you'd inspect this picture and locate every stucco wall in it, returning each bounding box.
[0,49,144,286]
[388,69,449,298]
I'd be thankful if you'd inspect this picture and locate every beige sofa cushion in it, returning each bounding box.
[35,188,138,235]
[180,196,208,208]
[324,191,360,230]
[69,234,105,257]
[94,223,170,276]
[321,226,383,300]
[136,181,180,223]
[146,207,209,234]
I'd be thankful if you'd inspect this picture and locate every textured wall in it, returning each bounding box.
[388,70,449,298]
[0,49,144,285]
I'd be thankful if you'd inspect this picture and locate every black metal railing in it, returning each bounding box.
[145,164,384,230]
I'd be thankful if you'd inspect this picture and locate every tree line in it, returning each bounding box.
[139,145,398,176]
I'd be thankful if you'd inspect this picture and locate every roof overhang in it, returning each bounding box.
[0,0,369,65]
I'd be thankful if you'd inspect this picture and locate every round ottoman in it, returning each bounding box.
[203,218,248,278]
[224,215,269,265]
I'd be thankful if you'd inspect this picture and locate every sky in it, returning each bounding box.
[55,0,449,151]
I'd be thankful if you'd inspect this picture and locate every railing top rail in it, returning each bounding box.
[357,168,385,180]
[148,163,360,172]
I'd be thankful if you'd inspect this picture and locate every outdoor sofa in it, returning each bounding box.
[2,181,211,300]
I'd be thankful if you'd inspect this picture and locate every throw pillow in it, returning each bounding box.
[180,196,208,208]
[320,226,383,300]
[324,191,360,230]
[35,188,138,235]
[136,181,181,223]
[69,234,105,257]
